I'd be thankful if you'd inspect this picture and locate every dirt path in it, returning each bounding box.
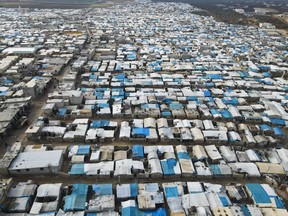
[0,63,72,157]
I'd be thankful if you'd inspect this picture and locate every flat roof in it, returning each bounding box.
[2,47,38,55]
[9,150,62,170]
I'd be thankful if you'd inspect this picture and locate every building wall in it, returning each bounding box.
[9,165,60,175]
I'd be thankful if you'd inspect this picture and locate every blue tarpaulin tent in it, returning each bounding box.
[122,204,166,216]
[162,111,171,117]
[92,184,112,196]
[132,145,144,159]
[210,164,221,175]
[77,145,90,155]
[3,79,12,84]
[222,97,239,105]
[203,90,211,97]
[130,184,138,197]
[69,164,85,175]
[132,128,149,137]
[186,96,198,101]
[177,152,190,160]
[270,118,286,126]
[246,184,271,205]
[210,109,220,116]
[221,109,233,119]
[273,127,284,137]
[90,120,110,128]
[169,103,183,109]
[219,196,230,207]
[207,74,223,80]
[260,124,271,131]
[205,82,215,87]
[58,107,67,117]
[64,184,88,211]
[161,159,177,176]
[164,186,178,198]
[271,196,284,208]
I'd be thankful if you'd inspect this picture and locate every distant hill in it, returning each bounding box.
[0,0,102,3]
[153,0,287,4]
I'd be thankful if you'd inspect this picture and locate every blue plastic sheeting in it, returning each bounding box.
[186,96,198,101]
[97,103,110,108]
[219,196,230,207]
[116,92,125,97]
[195,66,207,71]
[124,205,167,216]
[239,71,249,78]
[0,91,8,96]
[58,107,67,116]
[203,90,211,97]
[177,152,190,160]
[262,79,272,85]
[90,66,98,72]
[141,208,167,216]
[153,66,162,71]
[205,82,215,87]
[258,65,270,70]
[73,184,88,195]
[90,120,109,128]
[86,214,97,216]
[164,186,178,198]
[115,65,122,71]
[77,145,90,155]
[96,87,108,91]
[222,97,239,105]
[89,74,97,79]
[271,196,284,208]
[273,127,284,136]
[132,128,149,136]
[112,95,124,99]
[130,184,138,197]
[169,103,183,109]
[260,124,271,131]
[132,145,144,158]
[270,118,286,126]
[210,109,220,115]
[124,78,132,83]
[33,76,42,80]
[64,184,88,211]
[240,205,252,216]
[122,206,137,216]
[64,194,86,211]
[246,184,271,204]
[92,184,113,196]
[3,79,12,83]
[141,104,159,109]
[206,97,214,102]
[69,164,85,175]
[207,74,223,80]
[127,54,136,60]
[163,98,172,104]
[145,184,159,192]
[210,164,221,175]
[221,109,233,119]
[94,92,103,97]
[162,111,171,117]
[161,159,176,176]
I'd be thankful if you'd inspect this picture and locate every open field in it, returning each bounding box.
[153,0,288,31]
